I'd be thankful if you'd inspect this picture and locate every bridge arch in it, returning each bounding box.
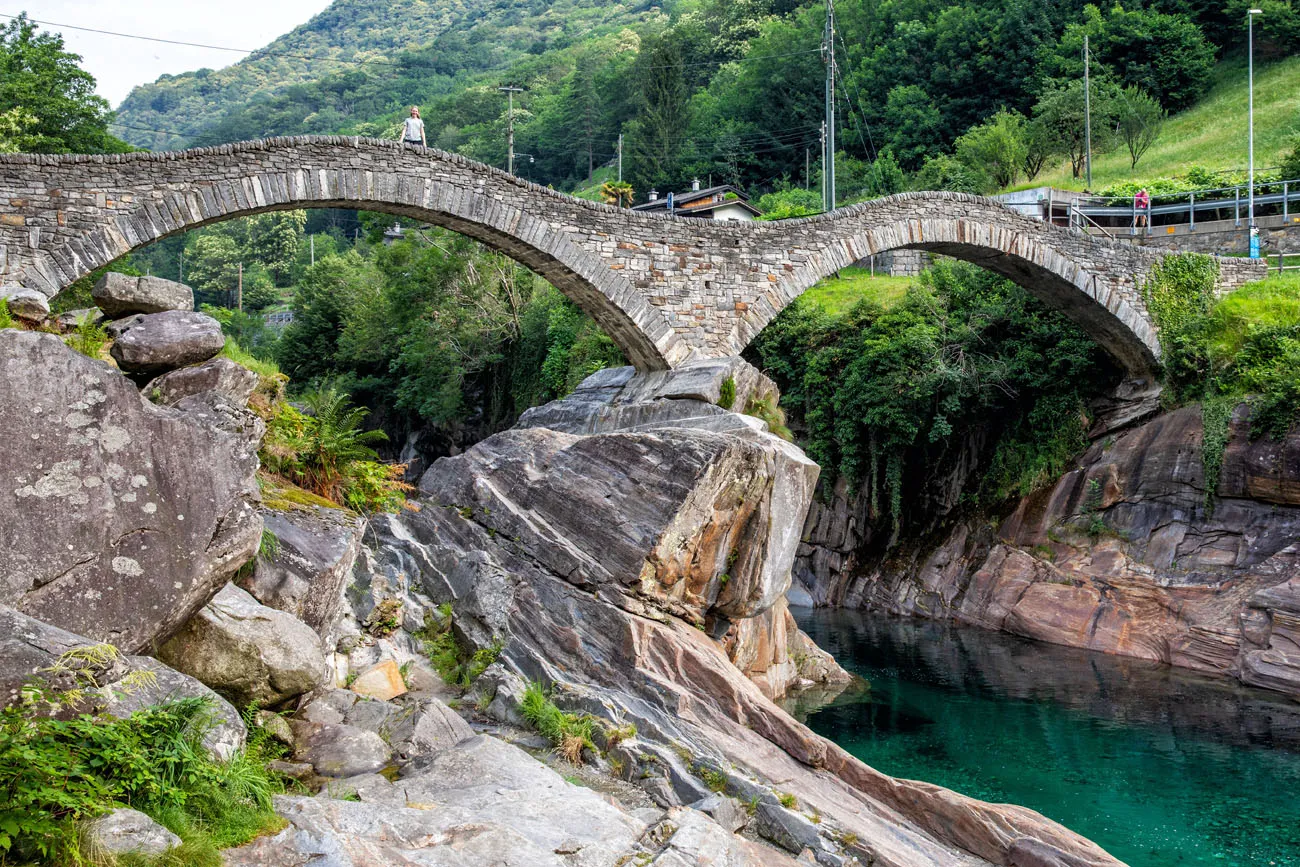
[725,193,1165,378]
[0,137,689,370]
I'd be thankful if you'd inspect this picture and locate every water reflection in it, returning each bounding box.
[791,608,1300,867]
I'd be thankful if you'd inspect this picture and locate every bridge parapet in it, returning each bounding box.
[0,138,1267,376]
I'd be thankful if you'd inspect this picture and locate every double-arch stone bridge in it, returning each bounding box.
[0,136,1266,376]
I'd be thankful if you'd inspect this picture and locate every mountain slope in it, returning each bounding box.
[114,0,669,150]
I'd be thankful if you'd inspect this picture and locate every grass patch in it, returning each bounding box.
[799,267,911,316]
[0,698,284,866]
[1024,55,1300,191]
[0,299,15,330]
[777,791,799,810]
[717,376,736,410]
[64,314,108,361]
[743,394,793,441]
[519,681,596,765]
[258,473,349,513]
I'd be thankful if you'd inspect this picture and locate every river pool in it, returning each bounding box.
[789,608,1300,867]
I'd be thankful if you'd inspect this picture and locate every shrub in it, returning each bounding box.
[412,610,502,688]
[0,299,14,330]
[0,698,283,866]
[519,682,596,765]
[65,314,108,360]
[717,376,736,410]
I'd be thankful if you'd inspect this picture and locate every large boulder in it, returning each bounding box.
[348,360,1120,867]
[158,583,327,707]
[93,272,193,317]
[0,607,246,759]
[1,285,49,321]
[145,357,259,407]
[0,331,260,653]
[83,808,180,860]
[239,504,365,636]
[108,310,225,375]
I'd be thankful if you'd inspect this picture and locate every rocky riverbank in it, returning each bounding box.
[1,290,1129,866]
[795,403,1300,699]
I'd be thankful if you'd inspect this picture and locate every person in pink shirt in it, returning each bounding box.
[1134,188,1150,231]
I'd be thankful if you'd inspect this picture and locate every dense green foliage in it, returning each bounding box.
[519,681,596,764]
[1139,256,1300,507]
[0,14,130,155]
[748,261,1115,537]
[0,698,283,866]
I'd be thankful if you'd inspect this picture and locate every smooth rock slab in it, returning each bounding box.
[0,332,261,652]
[83,808,180,858]
[158,583,327,707]
[348,659,406,701]
[93,272,193,317]
[109,310,225,375]
[145,356,259,406]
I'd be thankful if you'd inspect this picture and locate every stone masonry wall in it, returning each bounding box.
[0,137,1267,373]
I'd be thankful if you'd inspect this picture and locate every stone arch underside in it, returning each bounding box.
[2,139,687,371]
[728,203,1165,379]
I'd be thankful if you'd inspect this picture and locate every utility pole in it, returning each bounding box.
[498,85,525,175]
[236,262,243,312]
[820,121,827,208]
[1248,8,1263,258]
[822,0,837,211]
[805,147,810,191]
[310,234,315,267]
[617,133,623,182]
[1083,34,1092,190]
[178,249,183,283]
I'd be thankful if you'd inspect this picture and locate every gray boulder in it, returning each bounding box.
[290,721,391,777]
[158,583,327,707]
[108,310,225,375]
[240,505,365,635]
[145,357,259,407]
[0,331,261,653]
[56,308,105,330]
[1,285,49,321]
[83,808,180,859]
[93,272,193,317]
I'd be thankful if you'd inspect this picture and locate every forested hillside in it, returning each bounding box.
[115,0,672,151]
[114,0,1300,201]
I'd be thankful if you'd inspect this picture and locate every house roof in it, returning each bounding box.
[632,184,762,216]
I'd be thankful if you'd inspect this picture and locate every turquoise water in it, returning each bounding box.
[790,608,1300,867]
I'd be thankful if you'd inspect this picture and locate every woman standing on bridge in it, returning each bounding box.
[401,106,427,147]
[1134,188,1150,233]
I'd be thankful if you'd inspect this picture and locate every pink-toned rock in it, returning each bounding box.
[349,659,406,701]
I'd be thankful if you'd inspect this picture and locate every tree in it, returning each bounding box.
[1032,79,1119,180]
[599,181,635,208]
[1022,116,1060,182]
[0,107,35,153]
[864,151,907,198]
[246,211,307,285]
[881,85,945,171]
[184,234,243,306]
[626,37,692,196]
[0,14,130,154]
[912,154,986,194]
[1046,5,1216,112]
[955,109,1029,192]
[1226,0,1300,60]
[1116,86,1165,168]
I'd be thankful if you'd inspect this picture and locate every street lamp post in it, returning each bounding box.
[1248,8,1263,258]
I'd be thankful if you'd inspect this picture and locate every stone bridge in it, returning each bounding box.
[0,137,1266,375]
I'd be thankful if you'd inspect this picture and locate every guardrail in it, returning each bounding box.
[1069,178,1300,233]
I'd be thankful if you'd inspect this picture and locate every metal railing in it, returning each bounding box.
[1069,177,1300,234]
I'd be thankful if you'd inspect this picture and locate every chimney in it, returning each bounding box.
[648,190,659,202]
[692,178,701,191]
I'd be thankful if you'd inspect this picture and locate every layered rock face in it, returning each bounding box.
[0,332,261,652]
[798,404,1300,697]
[342,360,1125,867]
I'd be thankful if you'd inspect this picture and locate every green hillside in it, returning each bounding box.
[113,0,669,151]
[1031,54,1300,191]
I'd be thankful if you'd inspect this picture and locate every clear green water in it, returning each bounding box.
[789,608,1300,867]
